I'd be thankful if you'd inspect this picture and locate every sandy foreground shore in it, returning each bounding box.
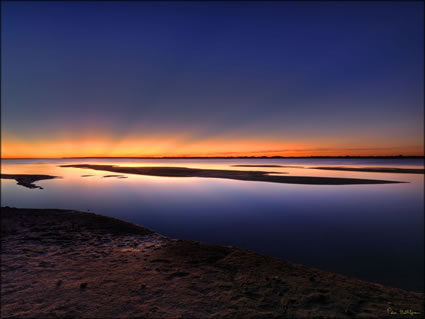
[1,207,423,319]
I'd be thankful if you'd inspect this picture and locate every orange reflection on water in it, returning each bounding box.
[2,160,422,189]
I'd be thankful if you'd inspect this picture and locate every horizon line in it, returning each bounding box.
[1,155,424,160]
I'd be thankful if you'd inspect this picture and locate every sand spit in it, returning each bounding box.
[103,175,128,178]
[0,174,59,189]
[60,164,405,185]
[312,167,424,174]
[231,165,304,168]
[1,207,423,319]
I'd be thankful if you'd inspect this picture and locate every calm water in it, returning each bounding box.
[1,158,424,292]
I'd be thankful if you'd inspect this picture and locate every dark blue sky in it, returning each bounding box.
[2,1,424,157]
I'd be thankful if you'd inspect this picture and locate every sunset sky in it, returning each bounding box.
[1,1,424,158]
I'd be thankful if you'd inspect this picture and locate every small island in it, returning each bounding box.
[0,174,59,189]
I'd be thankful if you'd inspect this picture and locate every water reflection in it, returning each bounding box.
[1,158,424,292]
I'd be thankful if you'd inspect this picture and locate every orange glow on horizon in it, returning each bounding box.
[1,136,423,158]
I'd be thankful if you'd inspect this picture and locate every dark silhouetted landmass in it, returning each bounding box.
[61,164,405,185]
[313,167,424,174]
[103,175,128,178]
[1,207,423,318]
[58,155,423,159]
[232,165,304,168]
[0,174,59,189]
[1,155,424,160]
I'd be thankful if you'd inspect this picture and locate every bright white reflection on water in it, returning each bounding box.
[1,158,424,292]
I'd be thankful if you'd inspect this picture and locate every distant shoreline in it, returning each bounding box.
[2,156,424,160]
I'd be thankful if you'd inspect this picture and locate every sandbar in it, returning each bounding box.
[61,164,405,185]
[231,165,304,168]
[313,167,424,174]
[0,174,59,189]
[103,175,128,178]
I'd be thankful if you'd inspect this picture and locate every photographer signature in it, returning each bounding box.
[387,307,421,316]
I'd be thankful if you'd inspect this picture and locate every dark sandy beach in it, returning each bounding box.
[60,164,405,185]
[1,207,423,318]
